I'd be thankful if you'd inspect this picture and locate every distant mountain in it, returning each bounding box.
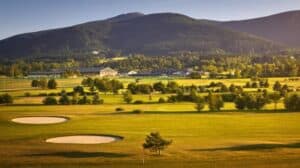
[0,12,284,59]
[106,12,144,22]
[222,10,300,48]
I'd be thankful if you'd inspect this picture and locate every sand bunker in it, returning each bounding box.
[12,117,68,124]
[46,135,121,144]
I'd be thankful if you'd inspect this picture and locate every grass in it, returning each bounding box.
[1,77,300,167]
[1,105,300,167]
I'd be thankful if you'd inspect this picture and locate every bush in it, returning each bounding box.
[59,94,71,105]
[0,94,13,104]
[47,79,57,89]
[48,92,58,96]
[207,93,224,111]
[115,107,124,112]
[78,95,91,105]
[38,93,48,96]
[42,96,57,105]
[284,94,300,111]
[158,97,166,103]
[73,86,85,95]
[133,100,144,104]
[221,93,236,102]
[123,91,133,104]
[195,96,205,112]
[24,92,31,97]
[92,93,103,104]
[132,109,143,114]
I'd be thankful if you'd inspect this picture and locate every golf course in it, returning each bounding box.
[1,76,300,168]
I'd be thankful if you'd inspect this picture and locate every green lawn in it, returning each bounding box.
[1,105,300,167]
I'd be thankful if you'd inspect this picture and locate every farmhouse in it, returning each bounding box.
[27,67,118,78]
[99,67,118,77]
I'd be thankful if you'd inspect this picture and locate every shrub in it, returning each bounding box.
[24,92,31,97]
[38,93,48,96]
[42,96,57,105]
[92,93,103,104]
[115,107,124,112]
[123,91,133,104]
[47,79,57,89]
[73,86,85,95]
[133,100,144,104]
[207,93,224,111]
[31,79,39,87]
[284,94,300,111]
[78,95,91,105]
[195,96,205,112]
[132,109,143,114]
[59,94,71,105]
[0,94,13,104]
[158,97,166,103]
[48,92,58,96]
[221,93,236,102]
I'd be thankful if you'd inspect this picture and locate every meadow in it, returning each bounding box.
[1,76,300,167]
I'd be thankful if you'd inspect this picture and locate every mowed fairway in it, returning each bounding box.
[1,105,300,168]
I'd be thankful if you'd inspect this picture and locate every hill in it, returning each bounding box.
[222,10,300,48]
[0,12,282,59]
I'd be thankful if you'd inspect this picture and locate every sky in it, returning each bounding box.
[0,0,300,40]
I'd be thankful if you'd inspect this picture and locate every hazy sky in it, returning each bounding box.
[1,0,300,39]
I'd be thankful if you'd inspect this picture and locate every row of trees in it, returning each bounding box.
[1,54,298,78]
[31,79,57,89]
[82,78,123,94]
[43,90,103,105]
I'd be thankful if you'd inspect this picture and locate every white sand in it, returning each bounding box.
[46,135,120,144]
[12,117,67,124]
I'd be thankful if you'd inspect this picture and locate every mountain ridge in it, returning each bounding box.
[1,11,297,59]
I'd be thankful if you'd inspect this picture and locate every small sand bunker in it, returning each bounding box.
[46,135,121,144]
[12,117,67,124]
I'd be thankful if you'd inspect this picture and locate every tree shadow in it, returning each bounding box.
[191,142,300,152]
[24,151,132,158]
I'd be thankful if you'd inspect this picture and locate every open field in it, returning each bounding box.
[0,77,300,167]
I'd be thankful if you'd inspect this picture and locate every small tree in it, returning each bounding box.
[78,95,91,105]
[143,132,172,156]
[71,92,79,104]
[0,94,13,104]
[284,94,300,111]
[195,96,205,112]
[153,82,166,93]
[92,93,103,104]
[43,96,57,105]
[59,94,71,105]
[73,86,85,95]
[269,92,281,111]
[31,79,39,87]
[123,91,133,104]
[234,95,247,110]
[208,93,224,111]
[273,81,281,91]
[39,79,48,89]
[47,79,57,89]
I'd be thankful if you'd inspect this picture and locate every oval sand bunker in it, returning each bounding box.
[46,135,121,144]
[12,117,67,124]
